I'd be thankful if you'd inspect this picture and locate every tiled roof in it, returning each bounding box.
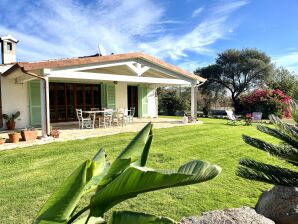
[1,52,206,82]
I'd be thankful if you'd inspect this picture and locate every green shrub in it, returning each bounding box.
[240,89,290,118]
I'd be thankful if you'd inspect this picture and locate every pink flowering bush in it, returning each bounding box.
[241,89,291,118]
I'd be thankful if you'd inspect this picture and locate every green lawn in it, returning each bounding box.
[0,118,288,223]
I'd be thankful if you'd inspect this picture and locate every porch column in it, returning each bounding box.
[40,76,50,137]
[191,84,197,119]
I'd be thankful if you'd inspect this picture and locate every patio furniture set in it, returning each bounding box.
[225,110,263,125]
[76,107,135,129]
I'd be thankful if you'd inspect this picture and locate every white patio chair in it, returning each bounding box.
[225,110,240,125]
[252,112,263,123]
[112,109,126,126]
[128,107,135,123]
[76,109,92,129]
[99,109,112,128]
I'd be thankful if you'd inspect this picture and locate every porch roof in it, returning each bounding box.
[0,52,206,84]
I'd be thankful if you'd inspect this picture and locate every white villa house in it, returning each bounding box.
[0,35,205,137]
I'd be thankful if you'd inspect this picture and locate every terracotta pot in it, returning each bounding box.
[21,130,38,141]
[6,121,16,130]
[8,133,20,143]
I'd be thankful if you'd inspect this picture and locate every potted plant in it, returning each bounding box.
[2,111,20,130]
[244,113,252,126]
[21,127,38,141]
[8,132,20,143]
[50,129,60,138]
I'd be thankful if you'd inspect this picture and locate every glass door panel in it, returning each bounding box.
[76,84,84,110]
[93,85,101,109]
[66,84,75,121]
[85,85,92,110]
[56,84,66,121]
[49,83,102,122]
[49,84,56,121]
[128,86,138,117]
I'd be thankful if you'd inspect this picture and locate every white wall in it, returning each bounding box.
[148,87,157,118]
[1,77,30,129]
[115,82,127,109]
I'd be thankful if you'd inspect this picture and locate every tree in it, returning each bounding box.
[195,49,273,113]
[267,66,298,100]
[237,101,298,186]
[157,87,190,115]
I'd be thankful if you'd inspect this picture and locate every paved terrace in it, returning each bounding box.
[0,117,202,151]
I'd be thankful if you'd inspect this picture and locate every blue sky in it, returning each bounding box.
[1,0,298,73]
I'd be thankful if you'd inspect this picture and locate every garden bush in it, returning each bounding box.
[240,89,290,118]
[158,89,190,115]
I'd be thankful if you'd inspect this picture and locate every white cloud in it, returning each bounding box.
[274,52,298,73]
[191,7,204,18]
[138,0,248,60]
[0,0,248,69]
[0,0,164,61]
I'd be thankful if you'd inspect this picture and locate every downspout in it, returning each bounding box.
[20,68,50,136]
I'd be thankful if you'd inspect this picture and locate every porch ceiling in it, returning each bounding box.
[46,59,198,85]
[1,52,206,85]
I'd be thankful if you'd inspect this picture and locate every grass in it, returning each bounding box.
[0,118,290,223]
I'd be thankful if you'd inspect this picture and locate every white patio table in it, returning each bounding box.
[82,110,104,129]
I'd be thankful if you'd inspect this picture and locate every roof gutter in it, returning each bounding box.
[20,67,50,136]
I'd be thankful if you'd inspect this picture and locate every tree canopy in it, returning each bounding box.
[195,49,273,113]
[267,66,298,100]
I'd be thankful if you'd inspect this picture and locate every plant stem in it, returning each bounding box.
[67,206,90,224]
[84,214,91,224]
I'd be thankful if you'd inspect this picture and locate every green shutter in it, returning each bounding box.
[138,86,148,117]
[106,84,116,109]
[29,81,41,125]
[101,83,107,108]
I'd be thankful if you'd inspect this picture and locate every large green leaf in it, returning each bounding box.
[34,160,95,224]
[92,123,153,193]
[96,158,131,191]
[89,160,221,217]
[116,122,153,166]
[84,149,110,194]
[176,160,222,186]
[108,211,177,224]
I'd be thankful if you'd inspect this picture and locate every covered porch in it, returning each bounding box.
[1,53,205,137]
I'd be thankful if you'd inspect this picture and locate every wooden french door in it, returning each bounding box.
[49,83,101,122]
[127,86,138,117]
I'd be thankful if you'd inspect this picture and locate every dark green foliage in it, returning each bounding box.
[158,88,190,115]
[237,101,298,186]
[195,49,273,113]
[267,66,298,100]
[238,158,298,186]
[2,111,20,122]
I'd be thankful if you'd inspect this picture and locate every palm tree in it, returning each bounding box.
[237,101,298,186]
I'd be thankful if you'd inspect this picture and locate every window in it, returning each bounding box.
[7,42,12,51]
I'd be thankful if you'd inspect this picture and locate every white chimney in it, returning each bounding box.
[0,35,18,64]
